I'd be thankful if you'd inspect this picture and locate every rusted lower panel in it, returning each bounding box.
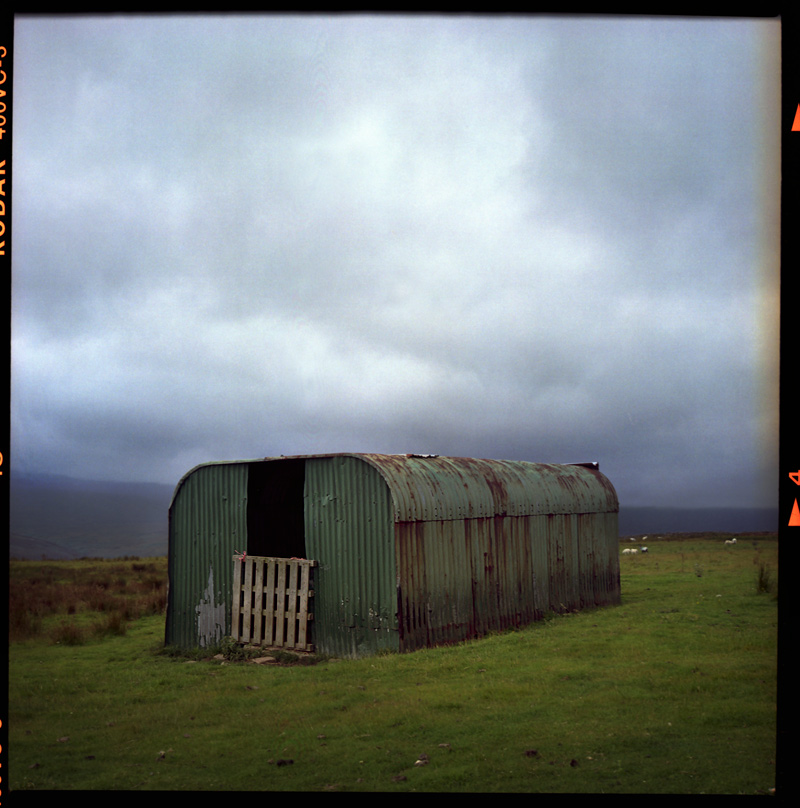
[397,512,571,652]
[396,519,478,652]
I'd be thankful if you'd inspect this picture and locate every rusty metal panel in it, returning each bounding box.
[361,455,618,522]
[396,514,543,652]
[304,455,398,658]
[165,461,249,648]
[395,508,619,651]
[546,514,575,613]
[374,454,619,651]
[582,511,621,608]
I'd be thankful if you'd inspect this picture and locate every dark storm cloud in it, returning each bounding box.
[10,14,780,509]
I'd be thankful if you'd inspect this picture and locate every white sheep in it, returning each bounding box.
[641,547,648,553]
[622,548,632,555]
[724,538,737,546]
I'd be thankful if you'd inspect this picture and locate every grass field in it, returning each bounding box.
[7,534,779,793]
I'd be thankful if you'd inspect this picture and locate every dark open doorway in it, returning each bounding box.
[246,459,307,558]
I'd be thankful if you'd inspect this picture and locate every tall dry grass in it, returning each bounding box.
[9,557,168,645]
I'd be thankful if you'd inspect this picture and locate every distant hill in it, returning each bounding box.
[9,472,174,559]
[618,506,778,536]
[8,534,81,561]
[8,472,779,560]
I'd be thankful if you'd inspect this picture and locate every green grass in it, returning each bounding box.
[8,536,778,793]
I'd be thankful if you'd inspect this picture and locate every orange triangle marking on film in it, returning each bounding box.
[790,499,800,526]
[793,104,800,131]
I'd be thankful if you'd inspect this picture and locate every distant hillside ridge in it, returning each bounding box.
[8,472,779,559]
[9,533,81,561]
[9,472,174,559]
[618,506,778,536]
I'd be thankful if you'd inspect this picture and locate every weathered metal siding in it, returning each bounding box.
[395,515,527,652]
[304,455,397,658]
[579,511,620,608]
[165,462,249,648]
[361,455,617,521]
[367,456,620,653]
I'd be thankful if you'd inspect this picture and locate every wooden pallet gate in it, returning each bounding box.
[231,555,316,651]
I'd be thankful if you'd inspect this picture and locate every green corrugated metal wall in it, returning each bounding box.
[165,462,248,648]
[304,456,397,658]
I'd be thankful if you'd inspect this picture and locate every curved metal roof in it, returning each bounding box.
[358,454,618,522]
[170,453,619,523]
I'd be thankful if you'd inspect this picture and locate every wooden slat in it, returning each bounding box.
[297,562,311,648]
[231,555,244,641]
[274,560,286,646]
[287,562,297,643]
[242,556,254,642]
[263,559,274,645]
[253,557,265,645]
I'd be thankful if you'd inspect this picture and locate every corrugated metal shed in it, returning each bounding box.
[165,453,620,657]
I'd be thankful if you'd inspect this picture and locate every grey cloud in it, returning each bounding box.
[11,15,780,511]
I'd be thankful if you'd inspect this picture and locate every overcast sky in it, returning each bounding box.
[10,14,780,509]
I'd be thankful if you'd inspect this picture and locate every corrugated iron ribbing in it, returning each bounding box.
[372,457,619,653]
[362,455,617,521]
[165,462,248,648]
[395,510,619,653]
[304,456,397,658]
